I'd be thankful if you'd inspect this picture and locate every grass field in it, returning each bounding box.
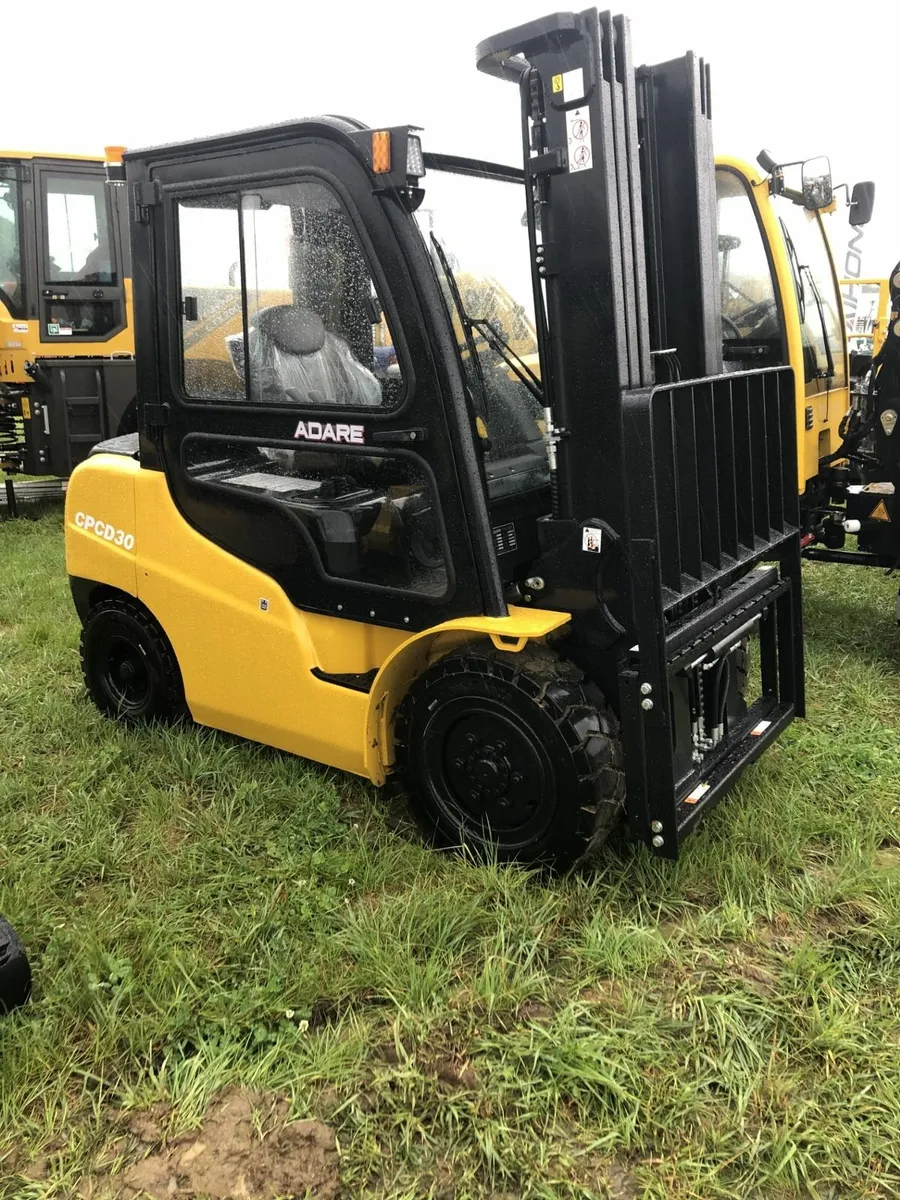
[1,506,899,1200]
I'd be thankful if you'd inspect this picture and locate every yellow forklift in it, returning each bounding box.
[65,8,804,868]
[0,149,135,495]
[710,155,900,607]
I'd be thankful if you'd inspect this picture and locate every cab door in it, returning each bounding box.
[132,128,503,632]
[34,160,128,344]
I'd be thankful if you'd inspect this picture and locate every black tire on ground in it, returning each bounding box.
[392,642,625,870]
[80,597,186,723]
[0,918,31,1014]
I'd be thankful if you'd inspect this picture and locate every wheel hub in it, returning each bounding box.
[435,706,549,833]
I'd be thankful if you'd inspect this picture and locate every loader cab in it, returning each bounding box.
[714,156,855,493]
[0,152,135,479]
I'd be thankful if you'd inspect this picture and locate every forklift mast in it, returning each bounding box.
[478,10,804,848]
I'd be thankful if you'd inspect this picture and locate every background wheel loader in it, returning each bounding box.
[0,151,136,491]
[65,8,804,869]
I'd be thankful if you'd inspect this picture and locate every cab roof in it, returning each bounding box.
[0,151,106,163]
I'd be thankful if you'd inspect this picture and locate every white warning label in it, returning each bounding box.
[567,108,592,173]
[562,67,586,104]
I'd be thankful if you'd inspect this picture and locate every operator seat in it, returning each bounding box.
[240,305,382,407]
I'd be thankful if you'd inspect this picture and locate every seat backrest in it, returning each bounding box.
[246,305,382,407]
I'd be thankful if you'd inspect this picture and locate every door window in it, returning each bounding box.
[177,180,402,408]
[43,173,121,338]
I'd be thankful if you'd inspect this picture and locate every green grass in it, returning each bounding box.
[1,507,899,1199]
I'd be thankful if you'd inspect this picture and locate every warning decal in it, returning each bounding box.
[870,499,891,522]
[552,73,563,93]
[685,782,710,805]
[567,108,592,173]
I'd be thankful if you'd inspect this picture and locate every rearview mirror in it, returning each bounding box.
[802,156,833,209]
[849,181,875,226]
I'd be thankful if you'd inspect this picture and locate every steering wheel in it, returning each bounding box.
[722,314,742,339]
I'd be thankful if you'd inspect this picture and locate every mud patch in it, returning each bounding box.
[80,1089,338,1199]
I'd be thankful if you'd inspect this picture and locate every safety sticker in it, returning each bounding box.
[47,323,60,335]
[562,67,586,103]
[552,73,564,93]
[685,782,710,805]
[568,108,593,172]
[870,499,891,522]
[12,323,28,333]
[750,719,772,737]
[582,526,602,553]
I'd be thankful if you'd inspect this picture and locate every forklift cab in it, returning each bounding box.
[136,133,549,620]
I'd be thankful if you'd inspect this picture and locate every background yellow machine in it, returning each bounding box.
[709,154,900,598]
[0,150,135,481]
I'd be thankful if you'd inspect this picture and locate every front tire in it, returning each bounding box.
[393,643,624,870]
[80,597,186,723]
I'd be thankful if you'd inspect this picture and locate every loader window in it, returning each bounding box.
[177,182,399,408]
[183,437,448,596]
[776,200,846,394]
[0,176,25,319]
[44,175,115,285]
[715,169,783,366]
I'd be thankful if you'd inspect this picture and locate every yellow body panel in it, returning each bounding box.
[65,456,138,598]
[0,279,135,384]
[66,455,569,783]
[716,156,849,494]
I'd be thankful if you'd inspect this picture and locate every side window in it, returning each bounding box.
[177,180,401,408]
[777,205,847,392]
[184,437,448,596]
[715,170,784,365]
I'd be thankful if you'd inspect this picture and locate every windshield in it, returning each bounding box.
[414,166,547,484]
[0,175,26,319]
[775,198,846,394]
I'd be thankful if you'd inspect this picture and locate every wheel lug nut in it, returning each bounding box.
[512,773,523,784]
[453,759,464,769]
[466,734,477,745]
[496,741,506,752]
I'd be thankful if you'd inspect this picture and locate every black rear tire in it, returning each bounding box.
[81,597,186,723]
[393,643,624,870]
[0,918,31,1014]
